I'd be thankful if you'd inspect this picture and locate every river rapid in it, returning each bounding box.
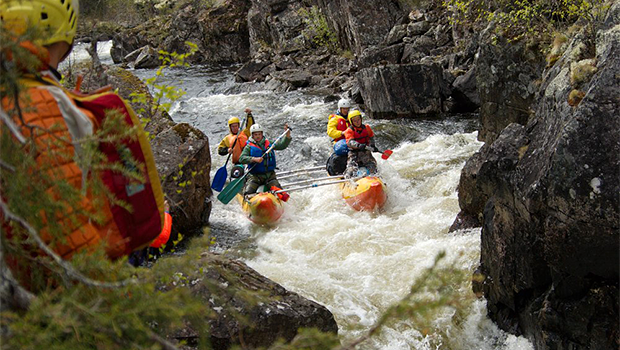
[70,43,534,350]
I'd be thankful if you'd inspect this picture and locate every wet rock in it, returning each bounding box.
[171,253,339,349]
[133,45,160,69]
[270,69,312,89]
[356,63,449,118]
[235,60,272,82]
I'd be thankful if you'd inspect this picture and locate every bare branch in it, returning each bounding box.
[0,107,26,144]
[0,199,138,289]
[0,160,15,172]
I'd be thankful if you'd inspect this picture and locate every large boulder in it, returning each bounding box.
[475,5,619,349]
[151,124,212,236]
[171,253,338,349]
[356,63,450,118]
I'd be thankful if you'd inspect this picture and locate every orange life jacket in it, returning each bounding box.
[2,74,164,260]
[226,133,248,164]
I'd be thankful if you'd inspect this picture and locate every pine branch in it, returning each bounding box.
[0,198,138,289]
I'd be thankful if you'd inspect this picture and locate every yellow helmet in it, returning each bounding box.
[0,0,79,46]
[228,117,240,126]
[348,109,362,124]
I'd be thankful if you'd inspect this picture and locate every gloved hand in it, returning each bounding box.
[371,145,380,153]
[358,144,366,150]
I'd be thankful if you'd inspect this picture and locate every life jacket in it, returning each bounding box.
[247,139,276,174]
[225,133,248,164]
[346,124,372,146]
[3,73,164,260]
[328,113,349,142]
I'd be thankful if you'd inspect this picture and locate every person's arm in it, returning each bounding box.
[327,116,344,140]
[217,137,229,155]
[242,108,254,137]
[274,124,292,150]
[345,128,364,150]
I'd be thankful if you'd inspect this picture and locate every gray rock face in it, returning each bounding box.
[473,6,620,349]
[314,0,405,56]
[247,0,305,57]
[475,25,546,143]
[356,63,449,118]
[172,253,338,349]
[151,125,212,235]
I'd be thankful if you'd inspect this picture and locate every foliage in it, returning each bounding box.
[299,6,340,54]
[442,0,607,42]
[129,41,199,130]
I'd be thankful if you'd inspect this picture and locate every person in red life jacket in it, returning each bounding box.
[238,123,292,197]
[217,108,255,178]
[343,110,378,178]
[0,0,165,264]
[326,98,352,175]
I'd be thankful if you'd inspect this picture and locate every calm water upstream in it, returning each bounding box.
[70,42,534,350]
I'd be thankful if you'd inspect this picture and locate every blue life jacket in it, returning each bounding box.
[247,140,276,174]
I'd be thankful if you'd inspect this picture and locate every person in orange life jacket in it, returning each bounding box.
[0,0,165,262]
[217,108,255,178]
[238,123,292,197]
[326,98,353,175]
[344,110,378,178]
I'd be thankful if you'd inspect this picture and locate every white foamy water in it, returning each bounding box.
[63,40,114,67]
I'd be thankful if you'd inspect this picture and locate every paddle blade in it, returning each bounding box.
[211,166,228,192]
[217,176,245,204]
[381,150,393,160]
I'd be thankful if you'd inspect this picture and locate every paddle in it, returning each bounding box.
[274,177,361,194]
[217,128,291,204]
[211,113,248,192]
[371,145,393,160]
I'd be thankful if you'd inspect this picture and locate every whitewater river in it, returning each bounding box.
[72,43,533,350]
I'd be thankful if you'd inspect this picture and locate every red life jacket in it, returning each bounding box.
[346,124,372,145]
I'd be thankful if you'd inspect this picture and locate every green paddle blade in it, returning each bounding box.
[217,175,245,204]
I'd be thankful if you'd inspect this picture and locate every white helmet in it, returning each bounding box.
[250,124,263,133]
[338,98,351,109]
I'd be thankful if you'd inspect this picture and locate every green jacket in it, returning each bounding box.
[238,135,292,169]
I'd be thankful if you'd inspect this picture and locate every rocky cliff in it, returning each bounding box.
[460,4,619,349]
